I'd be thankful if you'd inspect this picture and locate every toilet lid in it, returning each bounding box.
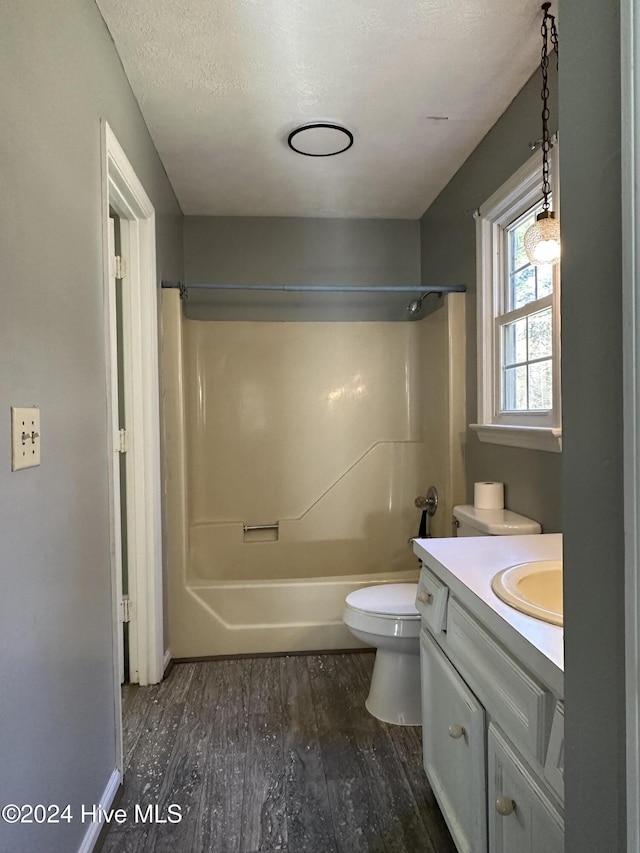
[345,583,420,617]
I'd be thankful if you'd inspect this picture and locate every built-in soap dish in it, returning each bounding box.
[243,522,279,543]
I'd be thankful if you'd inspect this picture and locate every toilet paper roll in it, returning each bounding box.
[474,481,504,510]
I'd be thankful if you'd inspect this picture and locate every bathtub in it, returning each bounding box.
[173,568,420,658]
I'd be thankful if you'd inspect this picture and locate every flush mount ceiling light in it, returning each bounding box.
[524,3,561,266]
[287,123,354,157]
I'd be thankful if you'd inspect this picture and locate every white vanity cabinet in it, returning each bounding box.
[488,724,564,853]
[417,563,564,853]
[420,630,487,853]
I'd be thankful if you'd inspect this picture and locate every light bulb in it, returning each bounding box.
[524,211,561,266]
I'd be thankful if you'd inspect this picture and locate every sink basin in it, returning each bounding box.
[491,560,563,626]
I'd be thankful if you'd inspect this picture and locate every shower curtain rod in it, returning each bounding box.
[161,281,467,300]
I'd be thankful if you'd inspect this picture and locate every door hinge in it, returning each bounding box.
[120,597,135,624]
[118,429,127,453]
[112,255,126,280]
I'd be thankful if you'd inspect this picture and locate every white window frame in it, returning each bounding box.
[471,141,562,453]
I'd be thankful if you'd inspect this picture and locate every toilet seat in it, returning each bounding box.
[345,583,420,616]
[343,583,421,638]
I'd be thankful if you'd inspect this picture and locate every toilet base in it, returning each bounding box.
[365,647,422,726]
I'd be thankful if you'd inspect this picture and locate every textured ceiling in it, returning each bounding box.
[96,0,544,218]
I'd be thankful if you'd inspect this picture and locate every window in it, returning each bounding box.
[472,143,561,453]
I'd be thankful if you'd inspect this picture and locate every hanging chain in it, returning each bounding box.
[540,3,552,211]
[549,8,559,71]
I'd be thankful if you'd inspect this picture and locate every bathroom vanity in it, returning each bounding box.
[413,534,564,853]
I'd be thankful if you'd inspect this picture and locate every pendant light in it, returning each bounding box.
[524,3,560,266]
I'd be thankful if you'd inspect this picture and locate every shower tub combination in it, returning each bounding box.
[162,292,465,658]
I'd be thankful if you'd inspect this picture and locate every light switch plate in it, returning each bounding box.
[11,407,41,471]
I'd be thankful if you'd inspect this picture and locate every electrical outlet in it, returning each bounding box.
[11,407,41,471]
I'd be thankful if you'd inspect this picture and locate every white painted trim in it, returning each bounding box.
[76,768,121,853]
[103,122,163,689]
[163,648,172,674]
[622,2,640,851]
[102,118,163,717]
[470,423,562,453]
[101,132,124,775]
[107,216,125,688]
[475,142,562,446]
[475,213,496,427]
[478,145,544,222]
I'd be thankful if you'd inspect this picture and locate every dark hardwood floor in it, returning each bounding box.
[102,654,456,853]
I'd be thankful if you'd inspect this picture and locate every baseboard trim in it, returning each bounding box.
[77,768,121,853]
[173,647,375,663]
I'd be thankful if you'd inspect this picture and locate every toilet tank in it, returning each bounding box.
[453,505,541,537]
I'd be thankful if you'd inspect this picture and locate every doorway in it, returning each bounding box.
[107,209,131,684]
[101,121,164,772]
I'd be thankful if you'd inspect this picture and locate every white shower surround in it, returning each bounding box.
[161,291,466,658]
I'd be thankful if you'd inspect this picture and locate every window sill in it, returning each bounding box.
[470,423,562,453]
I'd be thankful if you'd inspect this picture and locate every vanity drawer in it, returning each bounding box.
[416,567,449,634]
[446,599,552,762]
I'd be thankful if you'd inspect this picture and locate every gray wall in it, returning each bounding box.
[561,0,626,849]
[183,216,421,321]
[185,216,419,285]
[419,64,562,533]
[0,2,182,851]
[418,2,627,847]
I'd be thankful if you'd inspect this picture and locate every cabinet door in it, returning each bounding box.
[488,723,563,853]
[420,630,487,853]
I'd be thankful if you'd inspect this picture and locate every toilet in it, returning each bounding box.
[343,583,422,726]
[343,505,542,727]
[453,504,542,537]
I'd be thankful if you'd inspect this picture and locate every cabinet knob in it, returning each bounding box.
[417,590,433,605]
[448,724,465,739]
[495,796,516,816]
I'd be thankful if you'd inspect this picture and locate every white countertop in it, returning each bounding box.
[413,533,563,697]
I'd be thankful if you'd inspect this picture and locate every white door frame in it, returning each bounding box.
[622,2,640,851]
[106,214,126,686]
[101,122,164,717]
